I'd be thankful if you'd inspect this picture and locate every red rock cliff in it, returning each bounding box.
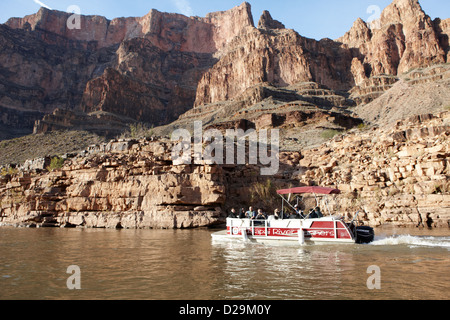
[5,2,254,52]
[0,0,448,138]
[338,0,447,80]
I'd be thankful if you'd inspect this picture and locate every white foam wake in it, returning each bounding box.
[371,235,450,249]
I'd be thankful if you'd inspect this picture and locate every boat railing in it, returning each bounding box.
[227,218,269,237]
[228,217,353,240]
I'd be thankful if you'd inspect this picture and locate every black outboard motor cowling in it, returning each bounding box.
[355,226,375,244]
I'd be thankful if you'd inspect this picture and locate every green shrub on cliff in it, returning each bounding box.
[357,123,367,130]
[121,123,154,140]
[1,167,17,176]
[249,179,280,212]
[321,129,341,140]
[47,156,65,172]
[433,181,450,194]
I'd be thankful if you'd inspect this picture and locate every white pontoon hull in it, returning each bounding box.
[212,217,357,245]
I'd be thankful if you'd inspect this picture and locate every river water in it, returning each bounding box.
[0,226,449,300]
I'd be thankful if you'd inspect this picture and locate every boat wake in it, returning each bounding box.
[370,234,450,249]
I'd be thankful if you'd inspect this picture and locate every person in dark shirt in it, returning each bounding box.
[228,208,237,218]
[314,207,323,218]
[255,209,267,220]
[239,208,246,219]
[309,208,319,219]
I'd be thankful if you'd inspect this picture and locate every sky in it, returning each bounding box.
[0,0,449,40]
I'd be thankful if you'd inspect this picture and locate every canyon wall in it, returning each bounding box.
[297,112,450,228]
[195,0,449,107]
[1,111,449,229]
[0,3,255,137]
[0,0,449,229]
[1,0,448,138]
[0,140,228,229]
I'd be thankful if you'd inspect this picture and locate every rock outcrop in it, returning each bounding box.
[1,111,449,229]
[258,11,285,30]
[434,18,450,61]
[194,0,448,109]
[297,111,450,228]
[339,0,447,80]
[193,28,355,106]
[0,139,228,229]
[5,3,254,53]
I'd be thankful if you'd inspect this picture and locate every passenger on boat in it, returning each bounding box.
[239,208,246,219]
[315,207,324,218]
[255,209,267,220]
[294,205,305,219]
[308,207,323,219]
[281,210,291,219]
[254,209,267,225]
[274,209,281,219]
[228,208,237,218]
[289,211,301,219]
[246,207,256,219]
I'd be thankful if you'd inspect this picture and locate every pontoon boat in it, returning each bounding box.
[211,187,375,245]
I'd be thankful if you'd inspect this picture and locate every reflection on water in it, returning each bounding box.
[211,241,357,300]
[0,227,449,300]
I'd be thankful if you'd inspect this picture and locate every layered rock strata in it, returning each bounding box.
[0,139,228,229]
[297,112,450,228]
[338,0,447,80]
[1,0,448,139]
[0,3,255,137]
[1,112,449,229]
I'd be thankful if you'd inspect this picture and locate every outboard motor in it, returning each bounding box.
[355,226,375,244]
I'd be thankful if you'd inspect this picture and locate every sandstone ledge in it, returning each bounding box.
[0,139,228,229]
[1,112,450,229]
[297,111,450,228]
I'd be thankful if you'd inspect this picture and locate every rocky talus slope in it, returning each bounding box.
[354,64,450,125]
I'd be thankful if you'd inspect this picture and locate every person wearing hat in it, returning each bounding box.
[294,204,305,219]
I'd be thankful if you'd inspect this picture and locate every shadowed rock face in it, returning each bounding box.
[0,0,448,139]
[0,3,255,137]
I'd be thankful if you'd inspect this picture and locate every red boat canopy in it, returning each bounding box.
[277,186,341,195]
